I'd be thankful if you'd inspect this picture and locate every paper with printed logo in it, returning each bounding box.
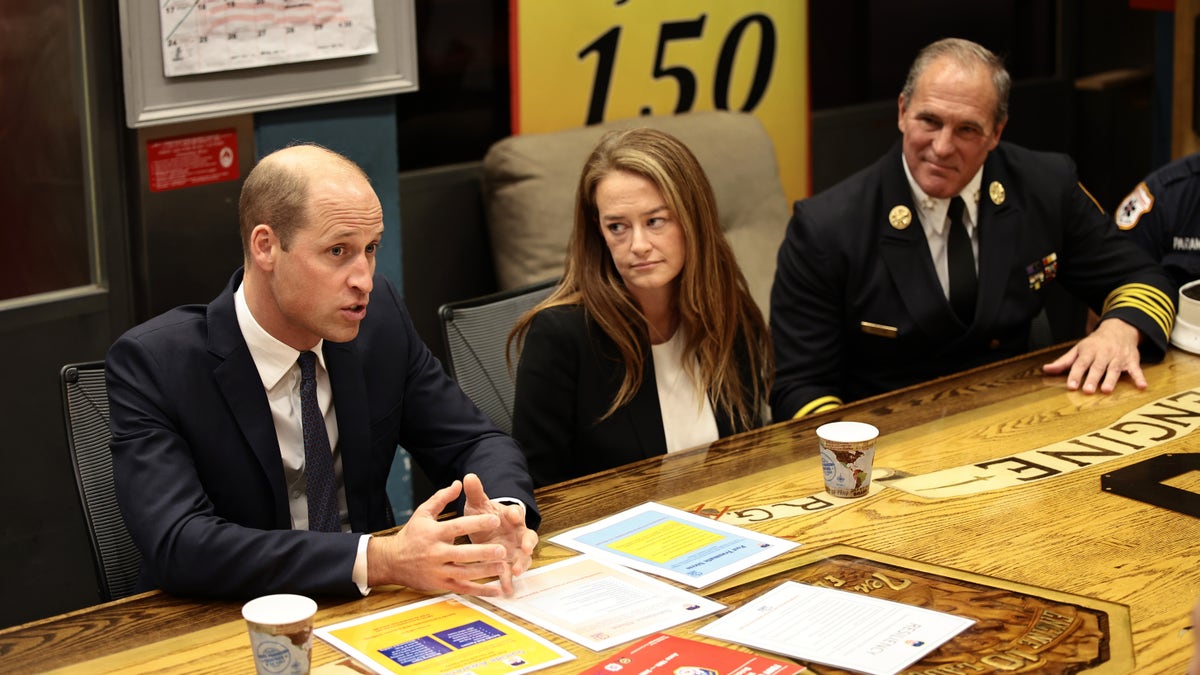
[696,581,974,675]
[314,594,573,675]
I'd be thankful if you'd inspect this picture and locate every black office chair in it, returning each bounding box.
[60,362,141,602]
[438,278,558,434]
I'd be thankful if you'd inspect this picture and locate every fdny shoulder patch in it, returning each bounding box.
[1115,181,1154,230]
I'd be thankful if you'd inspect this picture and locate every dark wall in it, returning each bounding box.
[0,0,133,628]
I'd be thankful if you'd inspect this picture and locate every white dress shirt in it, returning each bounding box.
[234,284,371,593]
[901,154,984,299]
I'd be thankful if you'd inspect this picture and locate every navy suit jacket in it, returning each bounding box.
[770,142,1176,421]
[512,305,756,487]
[106,270,538,598]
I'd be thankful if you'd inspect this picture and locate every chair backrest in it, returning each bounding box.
[439,279,558,434]
[60,362,141,602]
[482,110,789,318]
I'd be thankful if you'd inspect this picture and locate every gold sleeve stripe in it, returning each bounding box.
[1101,283,1175,338]
[1078,182,1105,214]
[1103,291,1174,332]
[1101,283,1175,321]
[794,395,843,418]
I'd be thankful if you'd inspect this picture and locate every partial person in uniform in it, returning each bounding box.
[107,144,538,600]
[1114,152,1200,287]
[769,37,1176,422]
[508,128,773,487]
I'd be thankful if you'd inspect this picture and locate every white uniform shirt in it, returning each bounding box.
[901,154,984,299]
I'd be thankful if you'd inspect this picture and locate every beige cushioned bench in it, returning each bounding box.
[481,110,789,317]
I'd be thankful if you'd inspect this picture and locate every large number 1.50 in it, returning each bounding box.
[577,13,776,125]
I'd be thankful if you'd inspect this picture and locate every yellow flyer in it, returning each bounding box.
[314,595,574,675]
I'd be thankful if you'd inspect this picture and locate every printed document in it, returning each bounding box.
[697,581,974,675]
[548,502,798,587]
[479,555,723,651]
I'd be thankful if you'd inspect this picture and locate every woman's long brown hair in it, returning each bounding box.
[508,127,772,429]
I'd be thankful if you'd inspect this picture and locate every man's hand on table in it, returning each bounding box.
[1042,317,1146,394]
[367,473,535,597]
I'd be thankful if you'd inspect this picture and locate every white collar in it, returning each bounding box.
[900,153,985,236]
[234,282,327,390]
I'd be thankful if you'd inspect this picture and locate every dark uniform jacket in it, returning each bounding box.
[512,304,757,487]
[769,141,1176,422]
[1116,151,1200,287]
[106,269,538,599]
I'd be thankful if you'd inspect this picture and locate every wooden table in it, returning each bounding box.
[3,345,1198,673]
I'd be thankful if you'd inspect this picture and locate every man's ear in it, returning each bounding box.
[248,224,278,271]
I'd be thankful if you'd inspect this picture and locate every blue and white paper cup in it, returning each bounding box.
[817,421,879,498]
[242,594,317,675]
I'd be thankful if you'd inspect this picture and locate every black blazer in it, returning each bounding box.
[769,141,1176,421]
[512,305,757,487]
[106,270,538,598]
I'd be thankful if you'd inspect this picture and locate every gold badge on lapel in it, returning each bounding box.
[888,205,912,230]
[989,181,1006,205]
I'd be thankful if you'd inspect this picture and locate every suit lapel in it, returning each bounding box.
[323,340,372,532]
[207,270,291,528]
[877,146,963,343]
[973,154,1022,334]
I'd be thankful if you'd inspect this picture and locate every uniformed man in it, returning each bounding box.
[769,37,1176,422]
[1115,152,1200,287]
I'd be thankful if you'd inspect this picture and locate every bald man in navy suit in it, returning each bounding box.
[107,144,538,599]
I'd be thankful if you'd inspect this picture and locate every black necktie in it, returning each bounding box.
[297,351,340,532]
[946,196,977,323]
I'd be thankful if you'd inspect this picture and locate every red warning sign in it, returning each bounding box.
[147,129,239,192]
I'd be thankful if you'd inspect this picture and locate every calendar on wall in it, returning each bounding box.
[117,0,415,128]
[158,0,378,78]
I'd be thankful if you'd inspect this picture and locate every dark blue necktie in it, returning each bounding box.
[947,196,977,323]
[297,351,340,532]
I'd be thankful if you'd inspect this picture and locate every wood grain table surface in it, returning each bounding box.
[2,345,1198,674]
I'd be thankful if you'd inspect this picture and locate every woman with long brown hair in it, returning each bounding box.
[508,127,773,487]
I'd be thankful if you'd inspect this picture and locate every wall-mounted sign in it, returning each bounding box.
[512,0,809,200]
[146,129,239,192]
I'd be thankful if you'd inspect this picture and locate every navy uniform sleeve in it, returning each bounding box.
[1115,155,1200,287]
[1060,176,1175,360]
[769,201,847,422]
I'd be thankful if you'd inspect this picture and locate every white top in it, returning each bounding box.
[651,328,719,453]
[901,153,984,299]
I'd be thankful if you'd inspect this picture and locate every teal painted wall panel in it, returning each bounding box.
[254,97,403,290]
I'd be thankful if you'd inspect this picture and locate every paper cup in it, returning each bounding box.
[817,421,879,498]
[242,594,317,675]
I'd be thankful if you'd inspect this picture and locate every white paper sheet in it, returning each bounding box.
[697,581,974,675]
[478,555,724,651]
